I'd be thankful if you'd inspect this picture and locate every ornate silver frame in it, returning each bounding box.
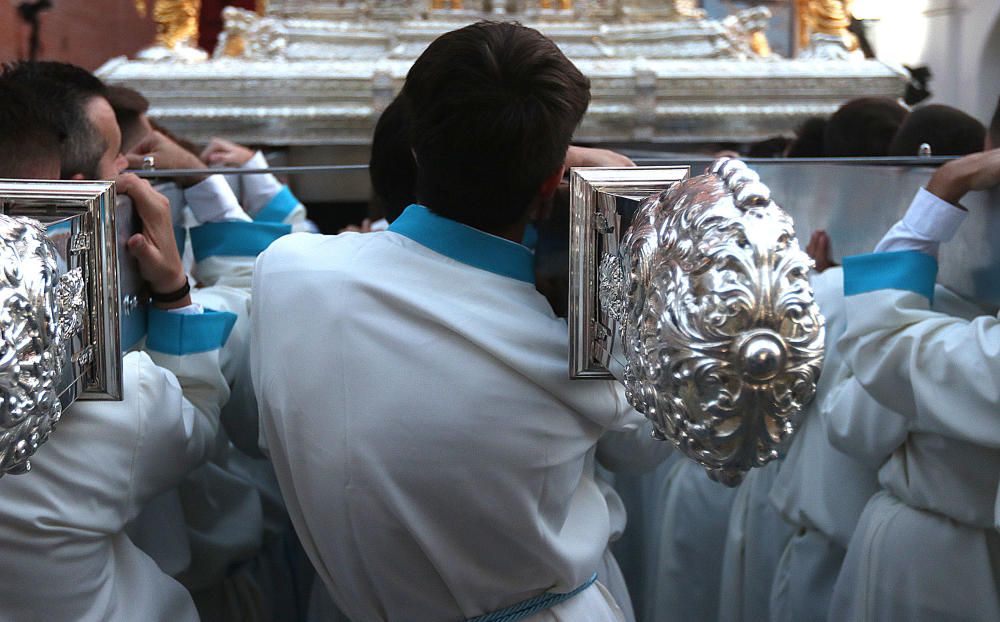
[569,165,689,379]
[0,180,123,402]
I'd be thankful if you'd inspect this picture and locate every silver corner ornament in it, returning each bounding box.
[570,159,825,486]
[0,180,125,476]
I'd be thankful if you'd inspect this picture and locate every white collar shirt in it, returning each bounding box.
[252,205,646,621]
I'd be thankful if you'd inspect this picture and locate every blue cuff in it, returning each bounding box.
[189,221,292,261]
[146,308,237,355]
[255,186,300,223]
[843,250,938,302]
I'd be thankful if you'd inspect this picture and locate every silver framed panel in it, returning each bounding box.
[569,166,690,379]
[0,180,123,402]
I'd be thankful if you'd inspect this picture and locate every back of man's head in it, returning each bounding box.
[785,117,827,158]
[2,61,107,179]
[369,96,417,224]
[0,78,61,178]
[988,95,1000,150]
[888,104,985,156]
[823,97,908,157]
[401,21,591,232]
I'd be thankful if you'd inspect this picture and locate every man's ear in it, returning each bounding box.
[70,173,85,181]
[537,165,566,201]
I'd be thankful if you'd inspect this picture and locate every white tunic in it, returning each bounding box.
[717,459,795,622]
[769,267,909,622]
[644,458,738,622]
[832,187,1000,621]
[253,205,658,621]
[0,319,233,621]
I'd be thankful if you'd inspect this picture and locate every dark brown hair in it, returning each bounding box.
[3,61,107,179]
[888,104,985,156]
[401,21,590,232]
[105,85,150,154]
[823,97,908,158]
[0,77,61,178]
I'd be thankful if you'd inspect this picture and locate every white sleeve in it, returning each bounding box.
[596,417,673,475]
[130,311,235,512]
[822,364,908,470]
[873,187,967,256]
[839,252,1000,448]
[240,151,285,216]
[183,175,252,224]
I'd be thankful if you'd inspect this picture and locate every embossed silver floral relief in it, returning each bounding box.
[602,158,824,486]
[0,217,87,476]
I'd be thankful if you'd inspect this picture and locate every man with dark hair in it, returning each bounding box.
[404,22,590,235]
[2,61,110,179]
[253,21,667,622]
[888,104,986,157]
[0,78,61,179]
[823,97,908,157]
[0,61,299,622]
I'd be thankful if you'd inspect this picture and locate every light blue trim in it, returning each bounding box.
[146,308,237,355]
[466,574,598,622]
[843,250,938,302]
[189,221,291,261]
[388,204,535,284]
[255,186,300,223]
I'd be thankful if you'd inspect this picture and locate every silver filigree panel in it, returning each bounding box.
[572,160,824,486]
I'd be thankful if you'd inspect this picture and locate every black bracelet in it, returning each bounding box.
[149,279,191,303]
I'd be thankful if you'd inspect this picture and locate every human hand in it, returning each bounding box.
[926,148,1000,206]
[126,130,207,188]
[200,137,256,167]
[117,173,191,309]
[806,229,837,272]
[565,145,636,168]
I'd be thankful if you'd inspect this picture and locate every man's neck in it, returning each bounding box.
[486,222,528,245]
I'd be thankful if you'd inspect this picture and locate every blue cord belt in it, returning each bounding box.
[465,573,599,622]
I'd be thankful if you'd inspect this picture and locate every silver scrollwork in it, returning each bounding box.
[0,217,86,476]
[610,158,825,486]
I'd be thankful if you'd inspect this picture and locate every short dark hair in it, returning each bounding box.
[369,96,417,224]
[989,95,1000,149]
[888,104,985,156]
[823,97,908,157]
[105,85,149,154]
[401,21,591,231]
[2,61,108,179]
[0,78,61,178]
[785,117,827,158]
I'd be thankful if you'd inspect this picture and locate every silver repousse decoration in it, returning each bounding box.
[0,216,85,476]
[601,158,824,486]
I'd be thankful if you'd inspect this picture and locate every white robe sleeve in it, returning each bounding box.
[183,175,252,224]
[132,310,236,513]
[240,151,309,228]
[187,219,294,457]
[822,364,908,470]
[596,419,673,475]
[839,251,1000,449]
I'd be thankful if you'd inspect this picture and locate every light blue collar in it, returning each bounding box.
[388,204,535,284]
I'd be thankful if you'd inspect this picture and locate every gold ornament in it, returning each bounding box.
[152,0,201,50]
[796,0,858,52]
